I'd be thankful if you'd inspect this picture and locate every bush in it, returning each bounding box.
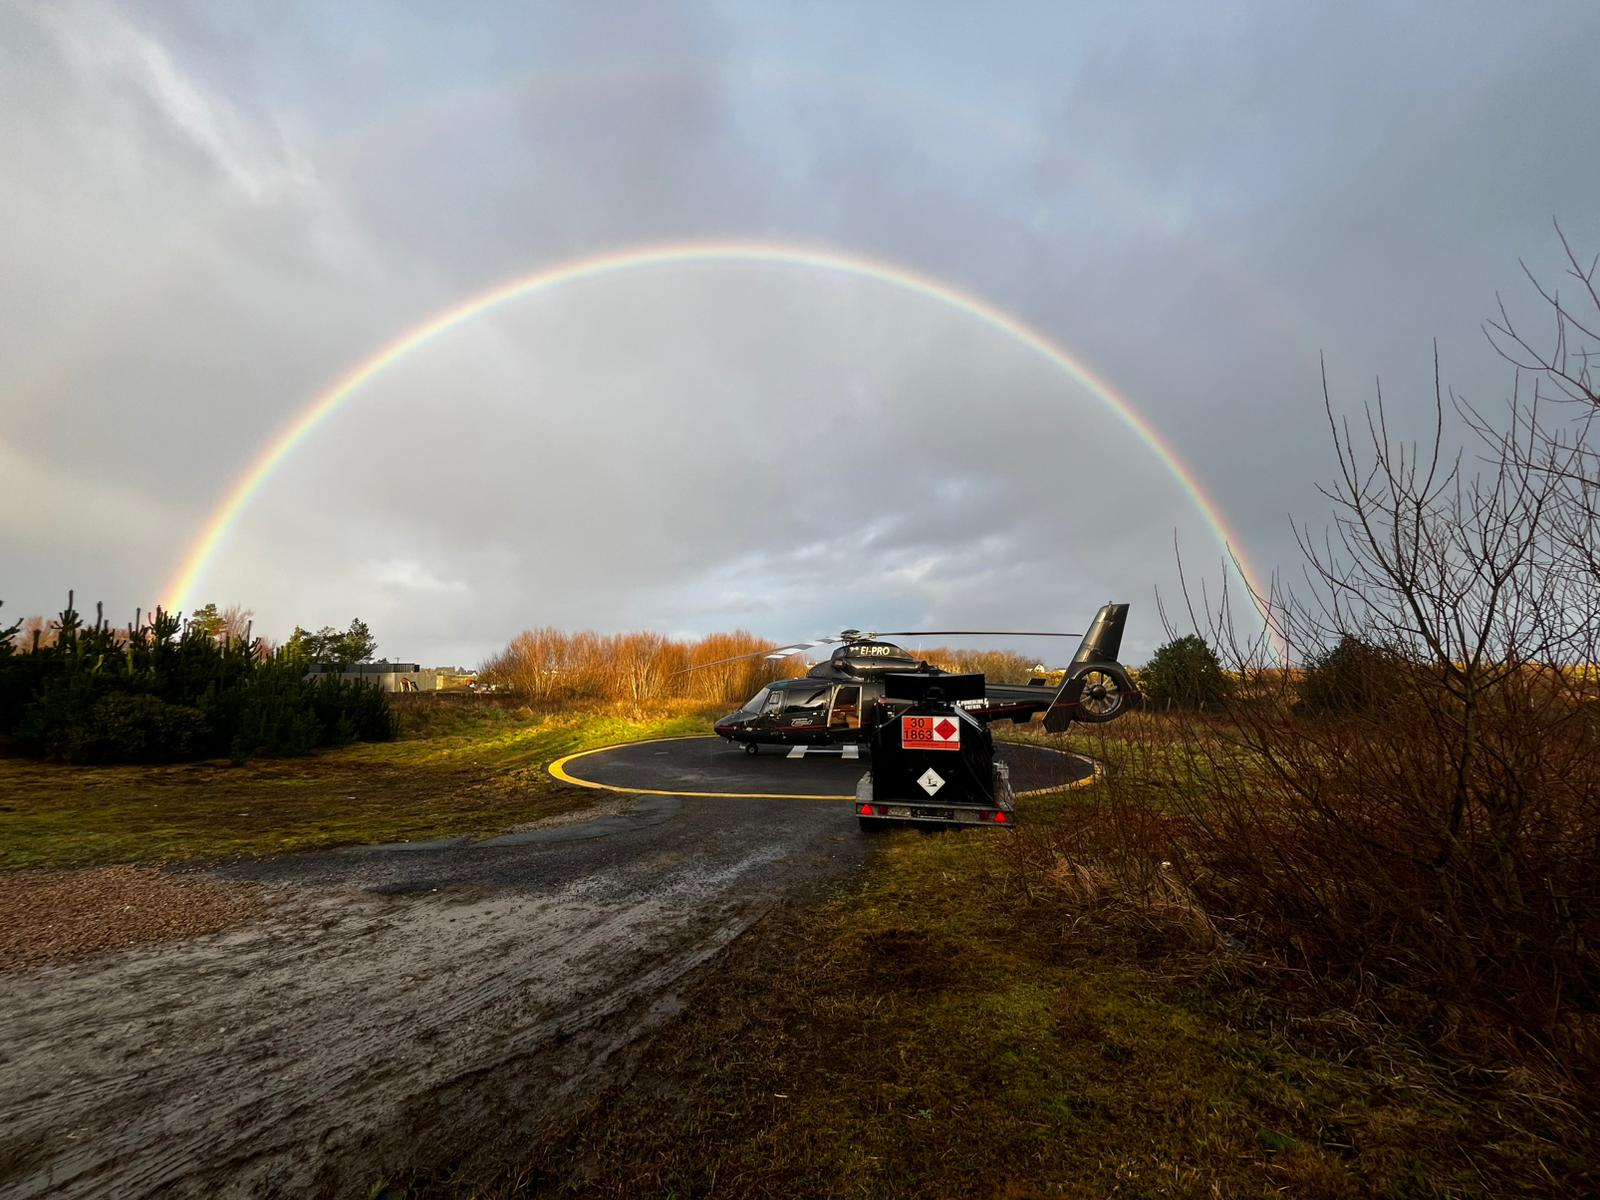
[78,694,209,763]
[305,674,396,745]
[14,687,209,763]
[218,659,325,759]
[1111,234,1600,1078]
[1296,634,1386,714]
[1139,635,1231,710]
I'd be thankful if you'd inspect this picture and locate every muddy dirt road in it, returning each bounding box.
[0,793,866,1198]
[0,743,1082,1198]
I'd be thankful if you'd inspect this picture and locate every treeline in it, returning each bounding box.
[478,629,1054,707]
[915,647,1040,684]
[0,595,394,764]
[479,628,806,706]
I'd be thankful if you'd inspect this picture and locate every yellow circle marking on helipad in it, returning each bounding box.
[549,736,849,799]
[547,734,1102,801]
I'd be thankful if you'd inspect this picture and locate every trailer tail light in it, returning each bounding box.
[993,810,1009,824]
[858,804,875,816]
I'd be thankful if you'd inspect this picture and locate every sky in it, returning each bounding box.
[3,0,1598,668]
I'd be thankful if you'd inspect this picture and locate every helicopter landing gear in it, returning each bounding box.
[744,742,760,756]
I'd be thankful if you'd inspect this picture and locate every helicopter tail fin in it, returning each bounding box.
[1043,602,1134,732]
[1070,602,1128,667]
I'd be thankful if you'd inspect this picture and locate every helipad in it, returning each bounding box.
[549,735,1096,800]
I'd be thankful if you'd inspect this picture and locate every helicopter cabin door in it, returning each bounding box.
[828,685,862,731]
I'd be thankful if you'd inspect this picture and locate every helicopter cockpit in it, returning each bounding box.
[735,680,838,722]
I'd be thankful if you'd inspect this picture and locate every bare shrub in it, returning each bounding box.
[1020,234,1600,1098]
[916,647,1038,683]
[680,630,798,704]
[480,627,569,703]
[479,627,804,708]
[218,605,254,644]
[1130,234,1600,1074]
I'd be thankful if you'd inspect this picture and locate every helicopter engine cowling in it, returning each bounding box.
[827,641,927,677]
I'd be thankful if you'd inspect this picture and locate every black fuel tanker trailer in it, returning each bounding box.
[854,672,1019,832]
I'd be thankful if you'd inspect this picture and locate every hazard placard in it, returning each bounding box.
[901,715,960,751]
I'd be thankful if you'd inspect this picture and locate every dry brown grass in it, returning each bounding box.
[999,703,1600,1182]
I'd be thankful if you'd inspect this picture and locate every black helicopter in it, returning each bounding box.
[706,602,1136,753]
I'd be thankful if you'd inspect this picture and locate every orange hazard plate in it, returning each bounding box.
[901,715,961,750]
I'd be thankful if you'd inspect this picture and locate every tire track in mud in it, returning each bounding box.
[0,797,863,1198]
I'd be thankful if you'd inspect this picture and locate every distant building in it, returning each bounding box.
[435,668,479,691]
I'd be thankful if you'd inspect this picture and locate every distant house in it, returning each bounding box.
[308,661,440,693]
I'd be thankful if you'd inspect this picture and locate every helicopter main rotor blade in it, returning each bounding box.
[669,638,837,676]
[866,629,1081,639]
[763,639,836,659]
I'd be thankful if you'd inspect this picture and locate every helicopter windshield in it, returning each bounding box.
[744,687,772,713]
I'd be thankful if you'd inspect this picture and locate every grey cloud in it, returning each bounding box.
[5,1,1598,669]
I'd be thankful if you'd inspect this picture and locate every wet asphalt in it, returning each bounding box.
[216,738,1088,897]
[555,734,1092,798]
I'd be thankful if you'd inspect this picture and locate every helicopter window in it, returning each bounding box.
[830,685,861,729]
[744,687,773,712]
[790,688,830,708]
[762,689,785,712]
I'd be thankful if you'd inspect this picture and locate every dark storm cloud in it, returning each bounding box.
[4,0,1598,666]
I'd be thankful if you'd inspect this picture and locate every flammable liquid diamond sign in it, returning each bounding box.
[918,768,945,796]
[901,715,960,750]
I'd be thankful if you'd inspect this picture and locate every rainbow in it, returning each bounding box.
[163,239,1269,619]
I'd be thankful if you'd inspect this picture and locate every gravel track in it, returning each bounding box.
[0,744,1088,1197]
[0,794,865,1197]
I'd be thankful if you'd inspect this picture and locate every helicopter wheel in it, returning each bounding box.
[744,742,760,756]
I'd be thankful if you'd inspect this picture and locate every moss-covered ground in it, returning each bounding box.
[0,700,716,871]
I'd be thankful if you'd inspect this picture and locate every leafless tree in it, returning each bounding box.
[1138,229,1600,1059]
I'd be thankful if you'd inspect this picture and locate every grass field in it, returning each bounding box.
[7,699,1591,1194]
[452,780,1588,1199]
[0,698,720,872]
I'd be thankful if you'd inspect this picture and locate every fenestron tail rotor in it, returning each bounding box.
[1073,667,1126,721]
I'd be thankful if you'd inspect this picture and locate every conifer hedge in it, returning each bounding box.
[0,595,394,763]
